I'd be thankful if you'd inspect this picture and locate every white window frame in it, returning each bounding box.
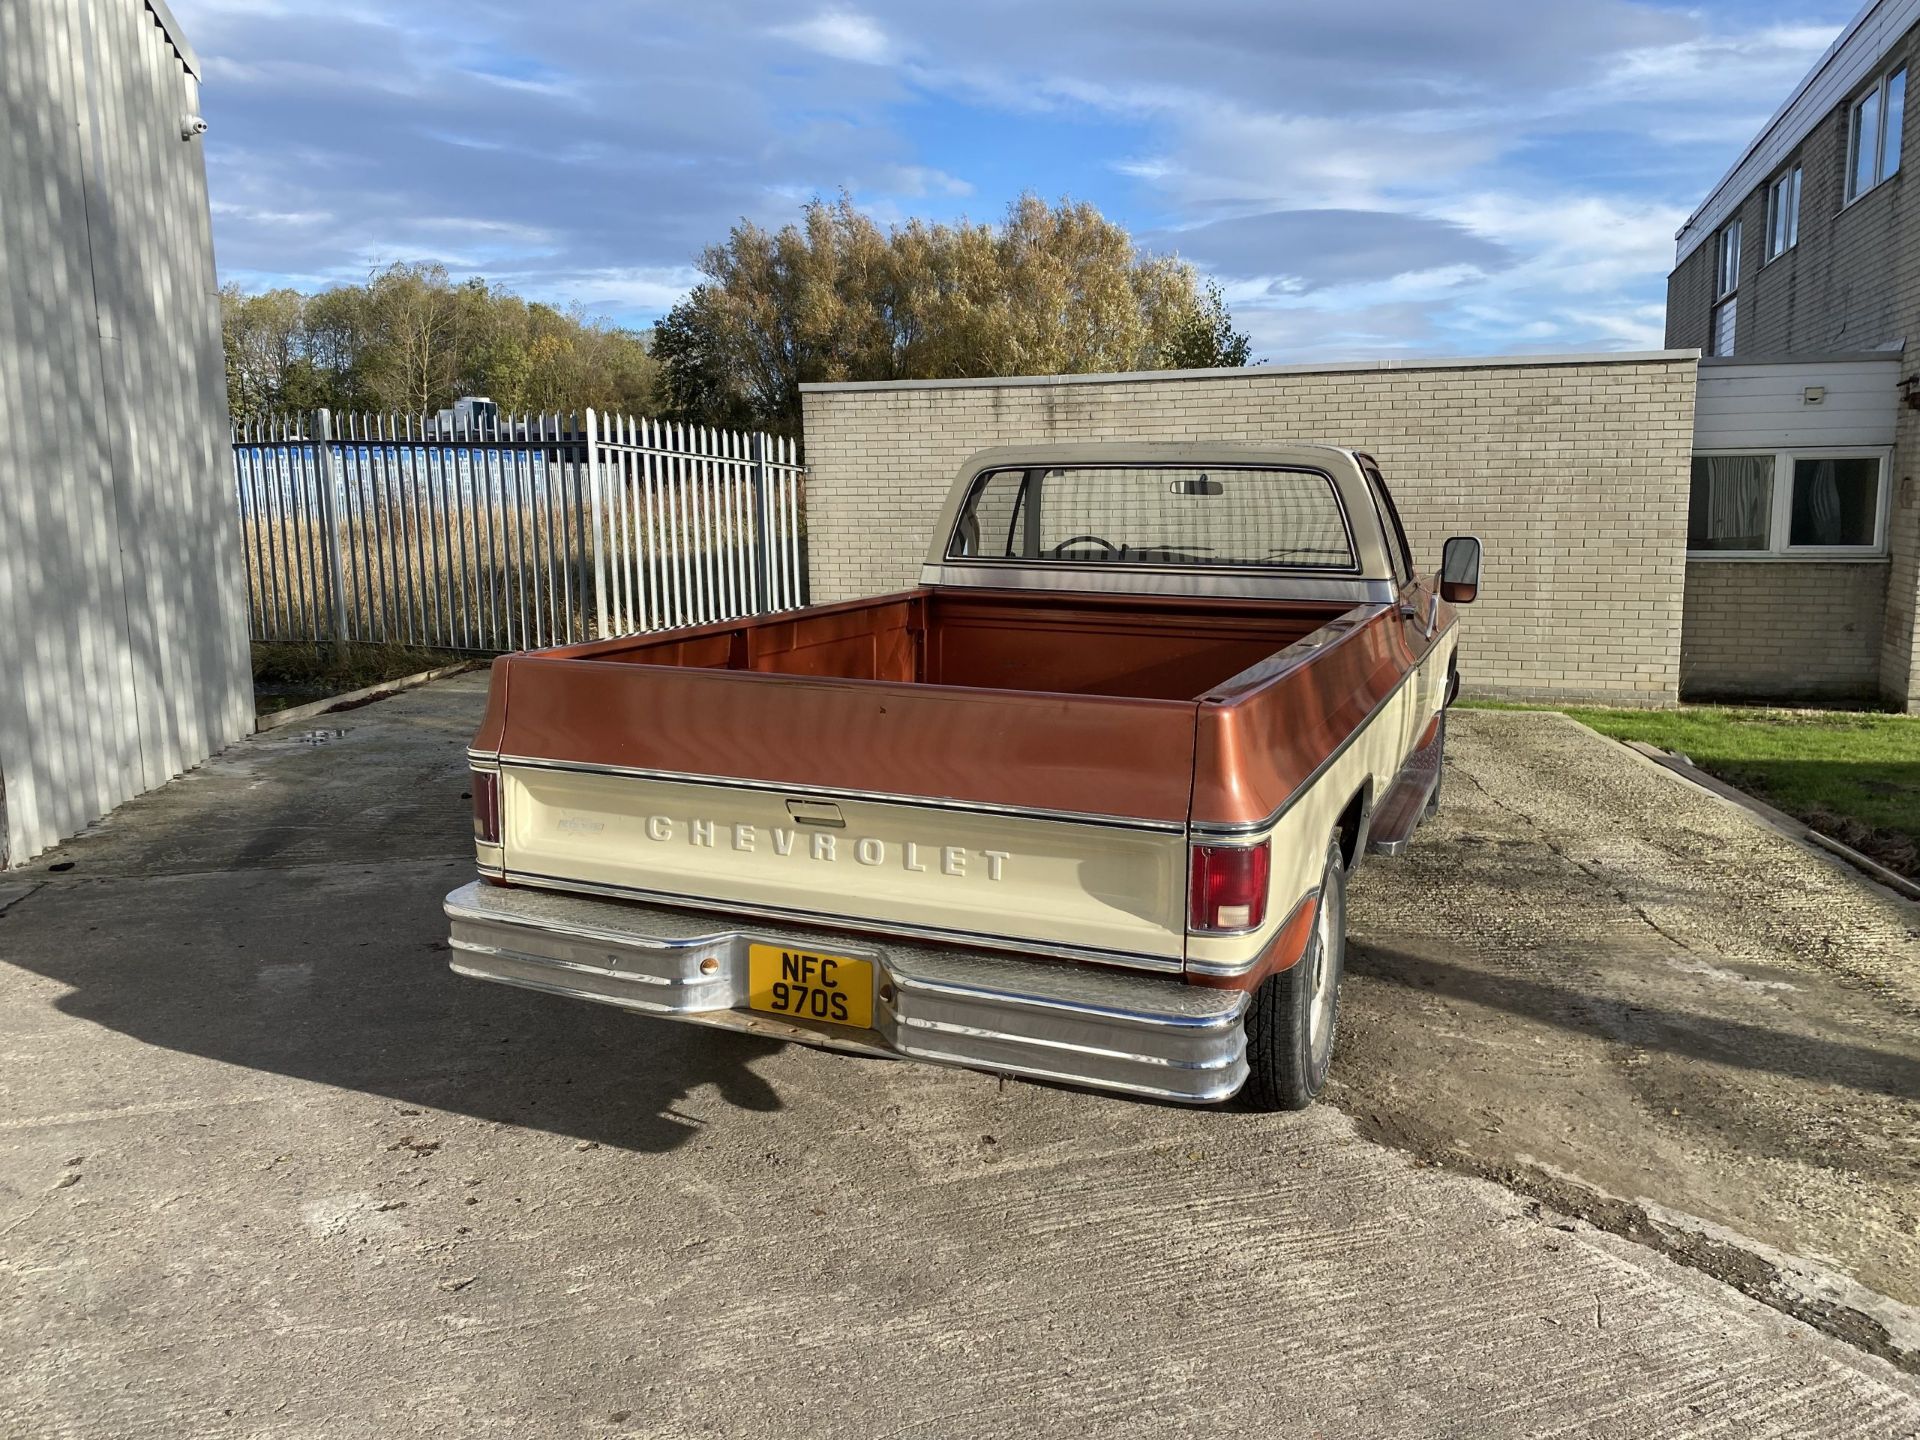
[1710,298,1737,356]
[1846,65,1906,203]
[1709,219,1740,355]
[1714,219,1741,297]
[1764,165,1801,261]
[1687,447,1893,560]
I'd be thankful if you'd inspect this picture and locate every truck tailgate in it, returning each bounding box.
[481,657,1198,967]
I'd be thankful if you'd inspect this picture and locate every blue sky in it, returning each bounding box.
[171,0,1864,362]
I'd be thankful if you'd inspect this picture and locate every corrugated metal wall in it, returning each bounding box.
[0,0,251,866]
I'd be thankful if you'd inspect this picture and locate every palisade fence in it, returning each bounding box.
[233,409,806,652]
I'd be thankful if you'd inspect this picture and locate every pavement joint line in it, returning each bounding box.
[0,881,43,915]
[1451,762,1695,953]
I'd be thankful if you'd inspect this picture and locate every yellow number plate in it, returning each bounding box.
[746,944,874,1029]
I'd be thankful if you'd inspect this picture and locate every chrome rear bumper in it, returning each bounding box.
[444,881,1248,1104]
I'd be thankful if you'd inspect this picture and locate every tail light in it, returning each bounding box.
[1189,839,1269,933]
[471,769,501,844]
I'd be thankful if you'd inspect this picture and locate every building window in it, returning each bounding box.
[1688,450,1890,556]
[1788,456,1882,547]
[1765,166,1801,259]
[1711,299,1737,355]
[1710,219,1740,355]
[1847,66,1906,201]
[1715,220,1741,295]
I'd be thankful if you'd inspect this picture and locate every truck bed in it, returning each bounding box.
[548,589,1347,701]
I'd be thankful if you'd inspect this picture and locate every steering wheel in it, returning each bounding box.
[1048,533,1120,558]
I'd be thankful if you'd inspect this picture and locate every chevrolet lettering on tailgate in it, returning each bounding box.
[627,814,1012,880]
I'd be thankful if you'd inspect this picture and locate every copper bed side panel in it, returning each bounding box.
[1189,607,1413,827]
[492,658,1202,825]
[537,591,930,665]
[472,657,511,753]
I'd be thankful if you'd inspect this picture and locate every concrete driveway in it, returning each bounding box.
[2,676,1917,1438]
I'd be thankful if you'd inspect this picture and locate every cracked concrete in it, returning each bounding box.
[1,678,1918,1437]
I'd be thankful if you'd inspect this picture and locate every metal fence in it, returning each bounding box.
[233,409,805,652]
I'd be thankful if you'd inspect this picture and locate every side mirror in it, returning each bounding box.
[1439,536,1481,604]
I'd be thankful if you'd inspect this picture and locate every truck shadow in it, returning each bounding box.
[9,866,789,1155]
[1347,942,1920,1103]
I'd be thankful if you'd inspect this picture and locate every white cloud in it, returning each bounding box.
[170,0,1861,356]
[1120,107,1503,211]
[772,9,897,66]
[514,265,705,314]
[874,164,974,198]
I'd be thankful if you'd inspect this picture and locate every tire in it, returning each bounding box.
[1241,836,1347,1111]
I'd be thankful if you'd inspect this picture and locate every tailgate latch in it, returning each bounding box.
[785,799,847,829]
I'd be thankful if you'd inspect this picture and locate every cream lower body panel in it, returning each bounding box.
[445,881,1249,1104]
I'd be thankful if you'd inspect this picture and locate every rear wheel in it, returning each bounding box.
[1241,837,1347,1111]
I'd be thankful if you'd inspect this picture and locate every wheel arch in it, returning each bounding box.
[1334,780,1373,872]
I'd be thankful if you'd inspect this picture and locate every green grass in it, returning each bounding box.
[1465,701,1920,880]
[252,642,472,715]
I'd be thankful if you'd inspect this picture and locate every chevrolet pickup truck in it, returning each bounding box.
[445,443,1480,1109]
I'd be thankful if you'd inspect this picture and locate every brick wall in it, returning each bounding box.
[1666,16,1920,709]
[800,353,1699,705]
[1681,561,1889,700]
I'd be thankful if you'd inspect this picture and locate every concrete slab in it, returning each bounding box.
[2,682,1917,1437]
[1337,708,1920,1365]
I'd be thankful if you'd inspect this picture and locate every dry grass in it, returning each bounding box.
[251,641,470,714]
[242,501,592,652]
[239,463,805,654]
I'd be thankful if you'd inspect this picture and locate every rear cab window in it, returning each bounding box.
[947,464,1358,571]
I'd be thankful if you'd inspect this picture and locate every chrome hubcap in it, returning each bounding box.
[1307,879,1340,1063]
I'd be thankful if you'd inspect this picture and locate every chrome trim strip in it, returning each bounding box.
[891,972,1246,1031]
[482,754,1188,834]
[921,565,1394,604]
[891,1044,1244,1102]
[894,1016,1242,1071]
[451,936,685,988]
[498,868,1186,973]
[1187,624,1450,840]
[1202,607,1388,698]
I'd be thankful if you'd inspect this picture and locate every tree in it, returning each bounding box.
[1158,281,1254,370]
[652,193,1253,434]
[217,266,662,422]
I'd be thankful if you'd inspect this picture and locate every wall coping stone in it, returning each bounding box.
[801,350,1702,395]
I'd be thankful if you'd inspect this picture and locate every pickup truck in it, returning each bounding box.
[445,443,1480,1110]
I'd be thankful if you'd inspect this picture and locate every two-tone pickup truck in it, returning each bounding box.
[445,443,1480,1109]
